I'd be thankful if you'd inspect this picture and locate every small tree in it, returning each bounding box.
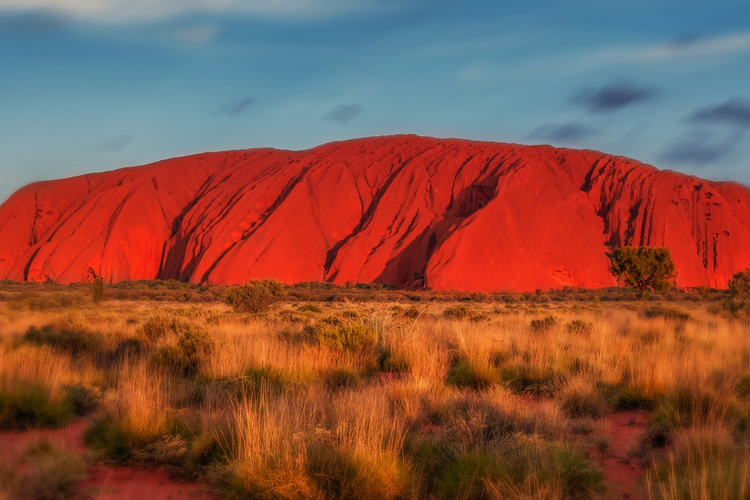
[225,279,286,313]
[92,277,105,306]
[725,268,750,318]
[607,246,677,300]
[728,269,750,299]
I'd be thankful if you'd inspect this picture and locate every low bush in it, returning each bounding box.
[442,305,474,320]
[612,384,656,411]
[138,313,194,344]
[0,384,72,431]
[501,366,560,395]
[225,280,286,314]
[63,383,102,416]
[150,325,214,376]
[438,437,603,500]
[298,304,323,313]
[308,321,378,352]
[651,385,738,429]
[447,360,497,391]
[530,316,558,333]
[564,320,593,336]
[555,378,607,419]
[23,318,99,357]
[18,440,87,500]
[647,427,750,499]
[643,306,690,322]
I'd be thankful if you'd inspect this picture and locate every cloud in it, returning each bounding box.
[572,80,659,113]
[213,98,254,117]
[168,24,219,44]
[98,134,134,152]
[660,131,736,166]
[690,98,750,129]
[0,0,406,23]
[0,9,66,35]
[588,32,750,65]
[529,123,598,144]
[323,104,363,124]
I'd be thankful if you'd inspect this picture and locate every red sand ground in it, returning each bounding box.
[0,413,648,499]
[0,420,216,500]
[1,135,749,291]
[599,412,649,500]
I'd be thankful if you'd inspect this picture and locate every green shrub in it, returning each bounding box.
[20,440,87,500]
[556,379,607,419]
[309,322,378,351]
[377,348,410,373]
[298,304,322,313]
[447,360,497,391]
[501,366,559,395]
[23,319,99,357]
[150,325,214,376]
[225,280,286,313]
[652,385,738,429]
[304,441,411,500]
[564,320,593,336]
[613,385,655,411]
[322,367,366,390]
[138,313,194,344]
[530,316,557,333]
[442,305,473,320]
[438,439,603,500]
[0,384,72,431]
[85,414,150,461]
[647,427,750,498]
[643,306,690,322]
[63,384,102,416]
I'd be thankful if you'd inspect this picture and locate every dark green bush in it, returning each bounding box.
[643,306,690,322]
[530,316,558,333]
[308,321,378,351]
[438,440,603,500]
[138,314,194,344]
[23,319,99,357]
[442,305,474,320]
[298,304,323,313]
[150,325,214,376]
[225,280,286,313]
[21,440,87,500]
[564,320,593,336]
[0,384,72,431]
[447,360,497,391]
[63,384,102,416]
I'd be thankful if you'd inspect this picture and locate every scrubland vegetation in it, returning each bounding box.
[1,279,750,499]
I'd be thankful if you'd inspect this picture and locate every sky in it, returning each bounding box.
[1,0,749,202]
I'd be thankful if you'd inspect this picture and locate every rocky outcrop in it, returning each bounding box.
[1,135,749,291]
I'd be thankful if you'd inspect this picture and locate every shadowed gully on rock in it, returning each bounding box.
[1,135,749,291]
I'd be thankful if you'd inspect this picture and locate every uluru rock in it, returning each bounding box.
[1,135,749,291]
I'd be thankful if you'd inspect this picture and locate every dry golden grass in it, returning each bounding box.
[2,294,750,499]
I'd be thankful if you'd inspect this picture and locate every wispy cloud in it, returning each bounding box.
[98,134,134,152]
[0,0,410,23]
[324,104,364,124]
[0,9,65,35]
[213,98,255,117]
[587,32,750,65]
[572,80,660,113]
[529,123,598,144]
[660,132,735,166]
[691,98,750,128]
[168,24,220,44]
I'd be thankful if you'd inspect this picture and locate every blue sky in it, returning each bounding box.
[1,0,749,202]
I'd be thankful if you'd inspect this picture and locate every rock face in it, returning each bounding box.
[1,135,749,291]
